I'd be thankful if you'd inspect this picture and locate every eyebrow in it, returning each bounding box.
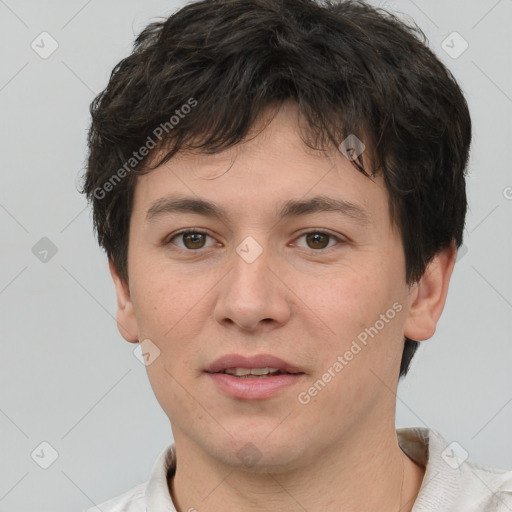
[145,194,371,226]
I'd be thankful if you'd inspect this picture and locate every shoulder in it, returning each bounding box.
[82,482,147,512]
[80,443,177,512]
[399,427,512,511]
[455,456,512,510]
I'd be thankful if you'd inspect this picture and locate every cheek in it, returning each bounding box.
[312,263,406,367]
[130,268,210,367]
[130,264,189,333]
[310,267,384,330]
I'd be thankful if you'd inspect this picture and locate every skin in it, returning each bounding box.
[110,101,456,511]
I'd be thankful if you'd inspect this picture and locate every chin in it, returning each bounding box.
[205,434,310,474]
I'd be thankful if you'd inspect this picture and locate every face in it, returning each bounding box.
[112,102,453,471]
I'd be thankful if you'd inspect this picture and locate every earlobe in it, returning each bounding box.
[404,242,457,342]
[108,259,139,344]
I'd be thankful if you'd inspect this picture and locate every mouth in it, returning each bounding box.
[210,367,304,378]
[204,353,305,376]
[204,354,306,400]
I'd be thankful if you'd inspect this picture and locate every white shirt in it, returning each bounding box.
[84,427,512,511]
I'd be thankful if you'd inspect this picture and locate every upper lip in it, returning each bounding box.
[205,354,304,374]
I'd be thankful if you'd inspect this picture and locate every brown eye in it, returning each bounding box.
[167,230,214,250]
[305,233,330,249]
[295,231,343,251]
[181,232,207,249]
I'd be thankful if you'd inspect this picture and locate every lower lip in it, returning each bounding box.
[206,372,305,400]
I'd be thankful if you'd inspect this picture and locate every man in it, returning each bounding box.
[81,0,512,510]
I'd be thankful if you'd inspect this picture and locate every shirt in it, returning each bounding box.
[84,427,512,511]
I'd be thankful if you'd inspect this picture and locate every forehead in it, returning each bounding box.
[131,104,389,227]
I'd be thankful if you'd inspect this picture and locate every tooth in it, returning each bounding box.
[233,368,252,376]
[223,367,281,376]
[251,367,277,375]
[250,367,268,375]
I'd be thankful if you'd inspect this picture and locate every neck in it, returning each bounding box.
[168,421,425,512]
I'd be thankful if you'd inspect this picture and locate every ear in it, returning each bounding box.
[109,259,139,344]
[404,242,457,341]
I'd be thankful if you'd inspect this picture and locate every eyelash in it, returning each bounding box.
[164,229,346,253]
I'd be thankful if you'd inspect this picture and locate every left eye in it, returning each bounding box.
[165,230,342,251]
[293,231,342,251]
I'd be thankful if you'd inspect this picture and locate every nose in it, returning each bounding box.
[213,240,292,332]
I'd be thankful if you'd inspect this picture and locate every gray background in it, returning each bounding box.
[0,0,511,511]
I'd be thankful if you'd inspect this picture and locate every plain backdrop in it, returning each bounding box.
[0,0,511,510]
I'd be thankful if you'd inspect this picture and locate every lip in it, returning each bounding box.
[205,353,306,400]
[205,354,304,374]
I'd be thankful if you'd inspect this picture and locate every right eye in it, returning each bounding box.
[165,229,218,251]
